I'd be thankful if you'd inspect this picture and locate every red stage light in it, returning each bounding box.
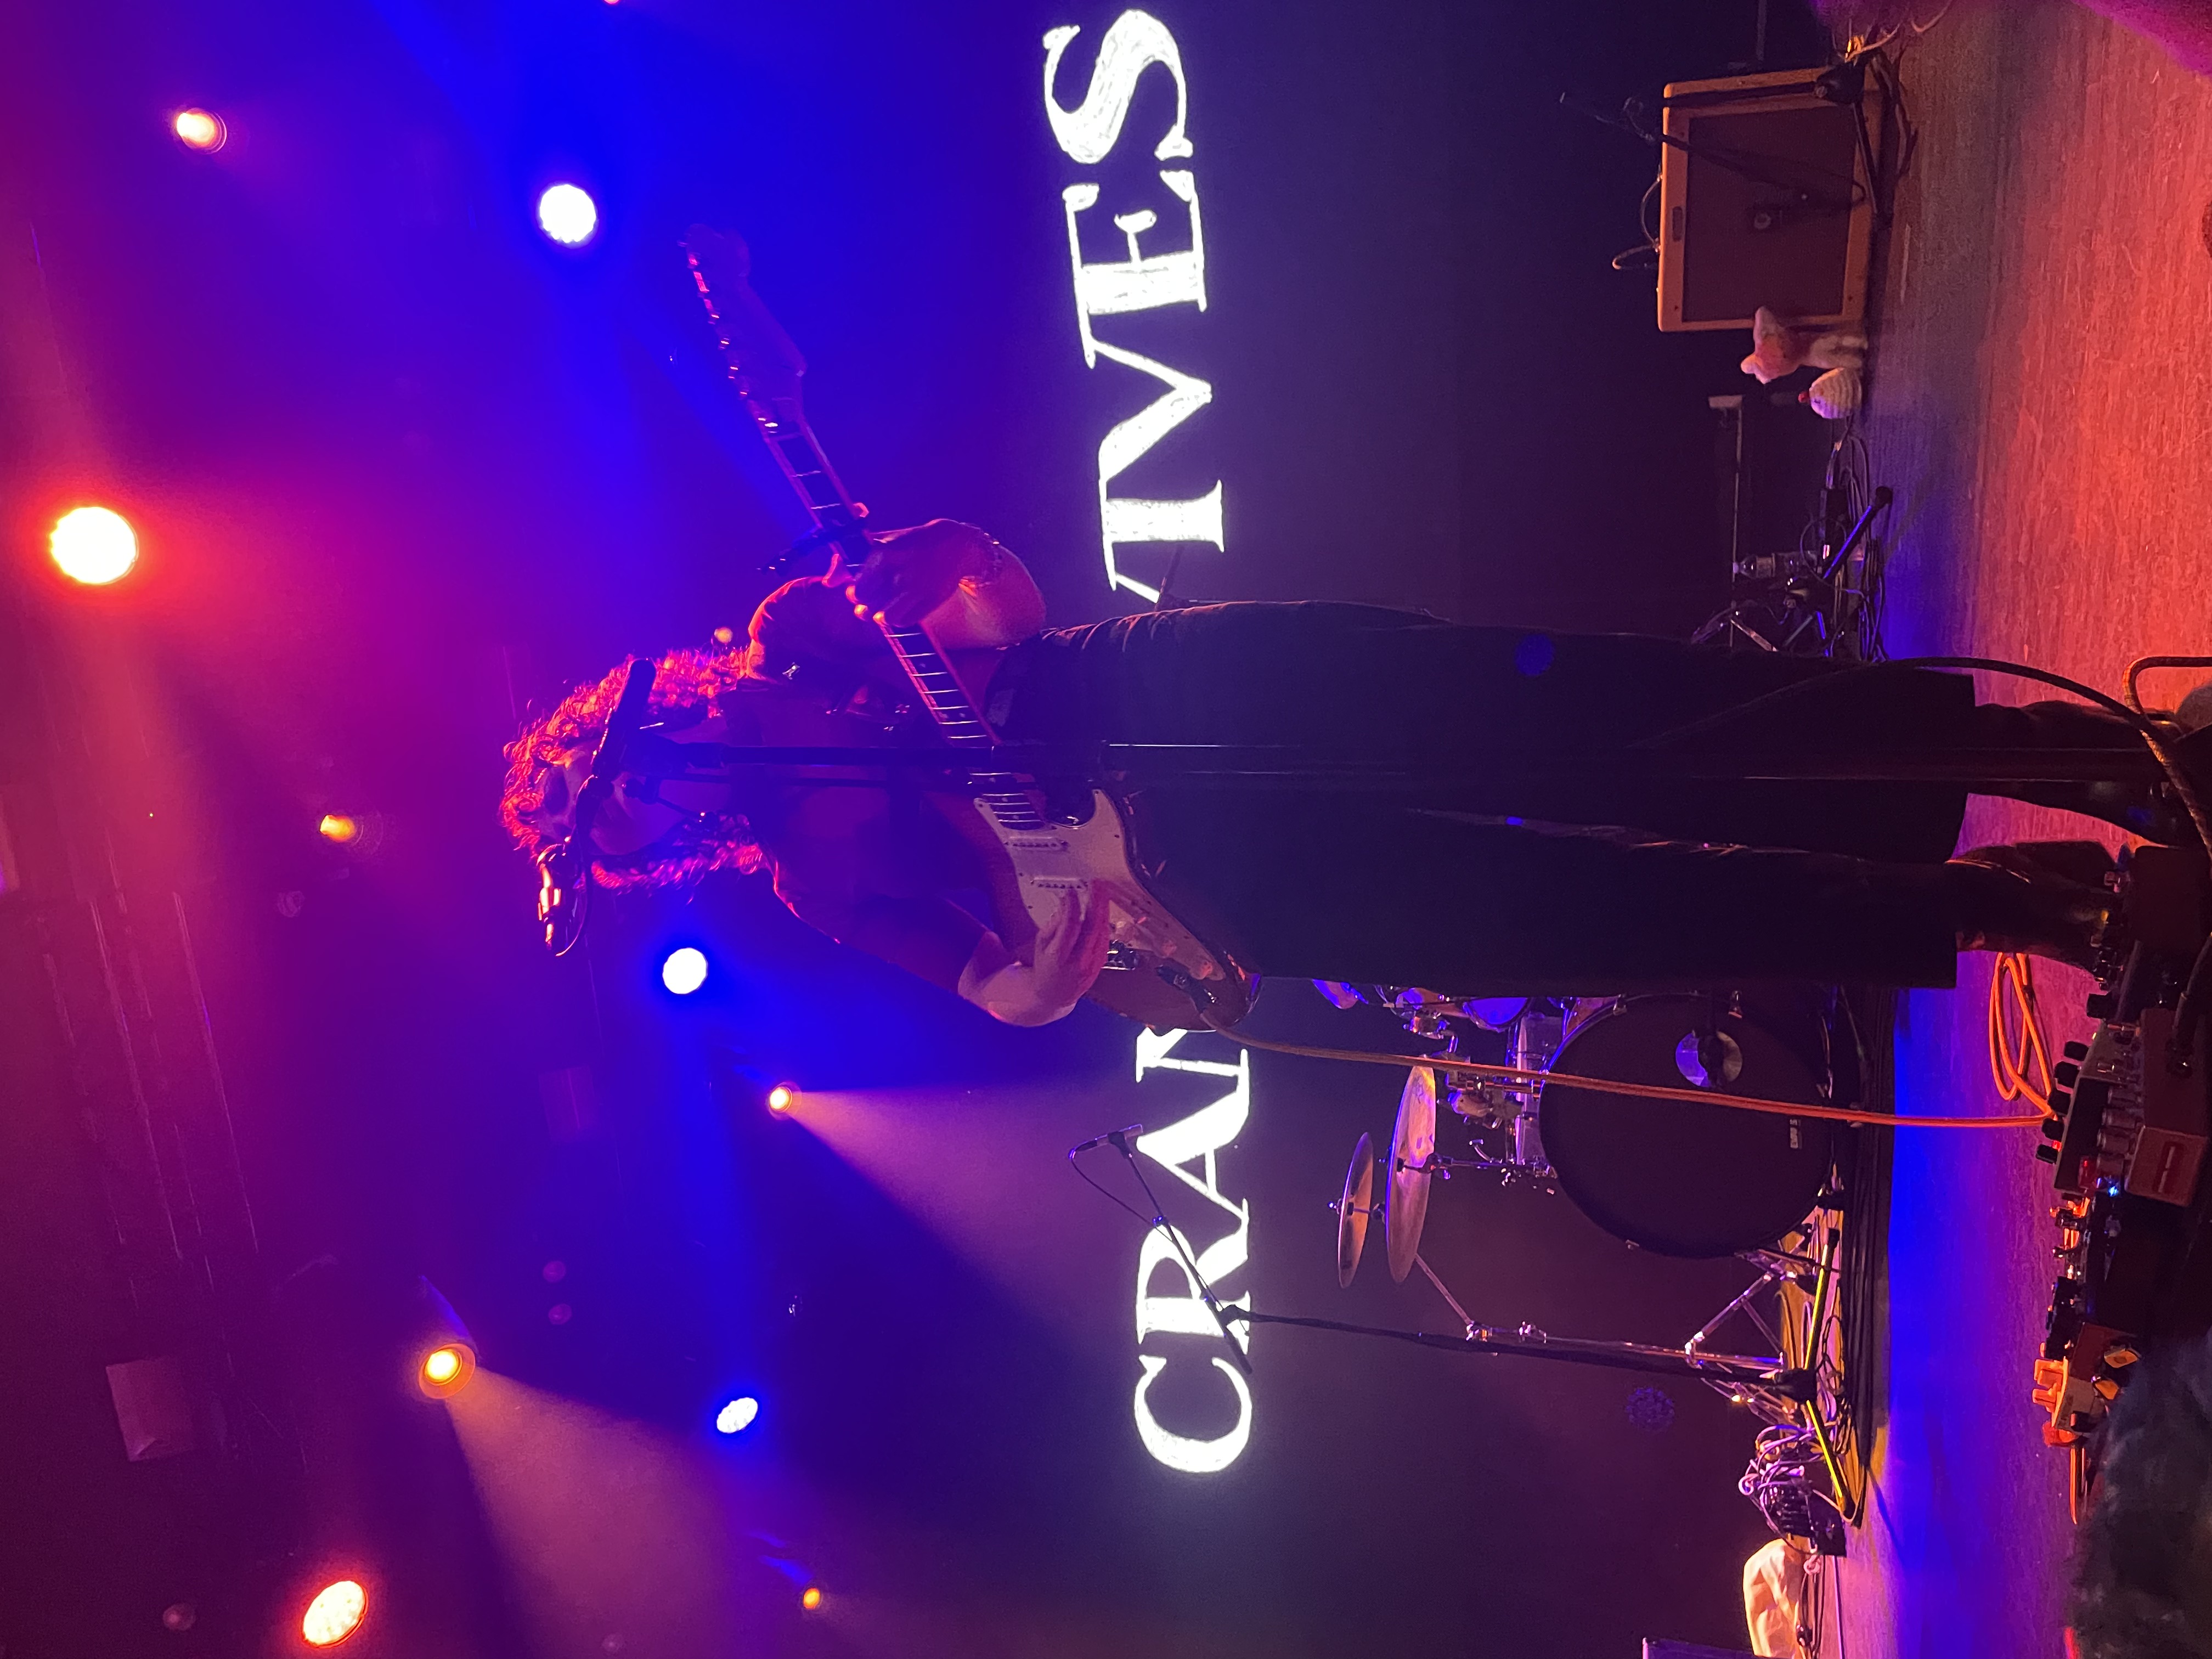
[48,506,138,585]
[172,109,225,151]
[301,1579,366,1647]
[766,1085,794,1113]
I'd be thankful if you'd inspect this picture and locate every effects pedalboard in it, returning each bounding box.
[2033,847,2212,1452]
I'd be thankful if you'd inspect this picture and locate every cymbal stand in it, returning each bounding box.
[1412,1254,1479,1336]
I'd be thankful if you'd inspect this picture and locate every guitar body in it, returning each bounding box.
[681,224,1255,1030]
[981,788,1254,1029]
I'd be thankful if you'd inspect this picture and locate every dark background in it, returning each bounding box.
[0,1,1837,1655]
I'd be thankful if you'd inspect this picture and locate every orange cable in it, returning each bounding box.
[1217,1026,2046,1130]
[1987,951,2053,1116]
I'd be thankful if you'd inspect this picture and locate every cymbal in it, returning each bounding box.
[1387,1065,1437,1283]
[1337,1132,1375,1288]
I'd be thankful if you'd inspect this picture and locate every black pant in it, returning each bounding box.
[989,604,2145,992]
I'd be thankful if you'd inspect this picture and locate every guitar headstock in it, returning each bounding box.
[681,225,808,411]
[682,226,868,574]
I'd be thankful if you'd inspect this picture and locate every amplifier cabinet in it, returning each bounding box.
[1656,66,1883,332]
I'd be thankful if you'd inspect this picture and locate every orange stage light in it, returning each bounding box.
[301,1579,366,1647]
[48,506,138,585]
[318,814,361,844]
[800,1587,823,1612]
[416,1342,476,1399]
[767,1085,795,1113]
[172,109,225,151]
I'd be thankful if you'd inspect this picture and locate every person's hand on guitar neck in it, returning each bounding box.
[956,887,1113,1026]
[838,520,1047,650]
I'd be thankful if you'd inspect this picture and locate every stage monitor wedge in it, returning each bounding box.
[1656,66,1884,332]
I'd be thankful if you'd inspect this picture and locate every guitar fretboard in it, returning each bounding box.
[693,269,1045,833]
[879,624,1044,831]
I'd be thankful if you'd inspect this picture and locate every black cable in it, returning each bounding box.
[1884,657,2170,735]
[1630,652,2173,754]
[1065,1146,1153,1229]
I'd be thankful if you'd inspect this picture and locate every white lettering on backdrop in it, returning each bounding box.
[1126,1029,1254,1474]
[1042,11,1221,603]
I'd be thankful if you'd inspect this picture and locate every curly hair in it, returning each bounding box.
[499,645,770,893]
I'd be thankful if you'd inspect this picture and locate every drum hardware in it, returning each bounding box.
[1308,1008,1865,1539]
[1338,985,1839,1255]
[1541,995,1840,1257]
[1330,1097,1824,1423]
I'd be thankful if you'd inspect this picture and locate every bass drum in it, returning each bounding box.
[1539,995,1838,1258]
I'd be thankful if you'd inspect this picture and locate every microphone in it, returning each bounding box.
[538,657,657,956]
[571,657,659,848]
[1069,1122,1144,1156]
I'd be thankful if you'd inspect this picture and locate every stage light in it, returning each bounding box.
[407,1278,479,1400]
[714,1396,759,1435]
[301,1579,366,1647]
[421,1342,469,1387]
[800,1587,822,1612]
[318,814,360,844]
[661,947,708,995]
[766,1084,794,1113]
[417,1339,475,1398]
[48,506,138,585]
[536,183,598,247]
[172,108,225,151]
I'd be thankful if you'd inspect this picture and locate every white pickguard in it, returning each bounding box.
[977,790,1226,983]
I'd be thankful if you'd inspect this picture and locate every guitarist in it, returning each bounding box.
[504,520,2190,1025]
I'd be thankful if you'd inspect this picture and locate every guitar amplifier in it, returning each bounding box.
[1656,66,1883,332]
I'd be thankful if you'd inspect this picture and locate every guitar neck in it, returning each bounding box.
[732,392,1040,814]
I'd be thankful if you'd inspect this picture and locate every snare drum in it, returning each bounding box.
[1538,995,1837,1257]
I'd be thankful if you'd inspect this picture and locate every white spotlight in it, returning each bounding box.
[536,183,599,247]
[172,109,226,151]
[49,506,139,585]
[661,947,708,995]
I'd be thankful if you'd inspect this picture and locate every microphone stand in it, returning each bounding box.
[1109,1129,1255,1379]
[1224,1309,1812,1400]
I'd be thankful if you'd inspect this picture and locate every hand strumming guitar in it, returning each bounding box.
[956,887,1113,1026]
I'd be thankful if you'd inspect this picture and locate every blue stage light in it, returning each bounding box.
[661,947,708,995]
[714,1396,759,1435]
[536,183,598,247]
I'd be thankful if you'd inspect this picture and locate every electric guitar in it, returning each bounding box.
[680,226,1254,1030]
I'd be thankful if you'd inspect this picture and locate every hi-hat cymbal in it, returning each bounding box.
[1337,1132,1375,1288]
[1387,1065,1437,1283]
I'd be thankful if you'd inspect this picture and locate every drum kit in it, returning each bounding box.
[1321,987,1853,1427]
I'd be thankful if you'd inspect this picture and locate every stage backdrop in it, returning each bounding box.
[0,0,1830,1655]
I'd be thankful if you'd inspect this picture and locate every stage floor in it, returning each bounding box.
[1835,5,2212,1654]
